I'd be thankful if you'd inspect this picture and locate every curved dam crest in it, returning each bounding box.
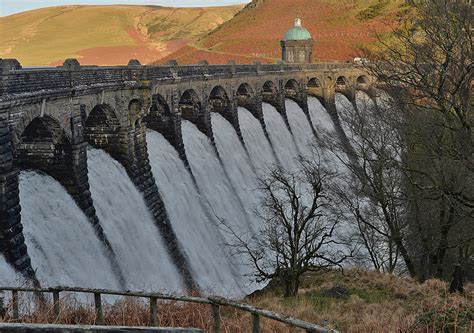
[0,60,375,296]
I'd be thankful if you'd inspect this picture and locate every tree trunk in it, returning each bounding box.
[283,278,300,297]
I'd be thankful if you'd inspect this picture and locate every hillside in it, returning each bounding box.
[0,4,243,66]
[161,0,407,64]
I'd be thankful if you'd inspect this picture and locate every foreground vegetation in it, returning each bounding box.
[1,269,472,332]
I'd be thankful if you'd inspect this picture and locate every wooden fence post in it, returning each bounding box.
[11,290,18,321]
[149,297,157,327]
[52,291,60,321]
[212,304,221,333]
[252,313,260,333]
[94,293,103,325]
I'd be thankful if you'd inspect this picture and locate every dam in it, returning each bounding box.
[0,57,374,296]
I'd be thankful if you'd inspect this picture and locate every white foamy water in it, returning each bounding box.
[308,97,335,133]
[0,255,20,285]
[146,129,245,296]
[262,103,299,170]
[181,120,258,295]
[286,99,315,157]
[87,147,182,292]
[211,113,259,230]
[19,171,120,288]
[237,107,277,173]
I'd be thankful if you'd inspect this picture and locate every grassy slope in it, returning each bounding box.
[0,4,242,66]
[162,0,407,64]
[248,269,473,331]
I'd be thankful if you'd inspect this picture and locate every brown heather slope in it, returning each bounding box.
[161,0,407,64]
[0,4,243,66]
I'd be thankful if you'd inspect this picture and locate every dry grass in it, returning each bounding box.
[1,269,472,332]
[0,5,242,66]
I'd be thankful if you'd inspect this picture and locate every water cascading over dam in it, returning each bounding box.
[2,95,363,296]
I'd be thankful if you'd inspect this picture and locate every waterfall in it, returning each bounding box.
[180,120,263,295]
[285,99,315,157]
[308,97,336,133]
[87,147,183,292]
[237,107,278,173]
[0,255,19,285]
[262,102,299,170]
[3,95,348,297]
[211,112,259,230]
[19,171,120,288]
[146,129,246,296]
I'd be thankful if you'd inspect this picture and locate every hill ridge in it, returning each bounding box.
[0,4,243,66]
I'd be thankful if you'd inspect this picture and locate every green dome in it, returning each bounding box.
[283,18,312,41]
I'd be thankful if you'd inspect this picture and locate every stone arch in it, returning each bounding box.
[262,80,278,95]
[144,93,186,160]
[262,80,279,106]
[336,76,349,90]
[209,85,244,144]
[144,94,172,127]
[179,89,202,124]
[356,75,371,91]
[335,75,353,102]
[236,82,261,121]
[15,116,72,171]
[284,79,304,109]
[209,85,231,117]
[284,79,300,97]
[237,83,254,98]
[307,77,322,88]
[306,77,324,103]
[179,89,210,137]
[84,104,121,150]
[85,104,120,128]
[13,114,104,238]
[357,75,369,85]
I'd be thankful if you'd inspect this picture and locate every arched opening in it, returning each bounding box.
[144,94,171,131]
[357,75,369,85]
[14,115,99,225]
[144,93,184,150]
[209,86,230,115]
[237,83,254,98]
[179,89,202,125]
[236,83,261,120]
[284,79,300,98]
[307,78,321,88]
[179,89,211,137]
[263,80,277,95]
[306,77,324,104]
[16,116,72,172]
[336,76,349,88]
[262,80,278,106]
[84,104,121,150]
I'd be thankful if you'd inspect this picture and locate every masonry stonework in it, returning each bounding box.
[0,58,372,285]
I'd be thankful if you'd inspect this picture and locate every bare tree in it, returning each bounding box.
[333,0,474,280]
[320,93,414,275]
[222,155,353,297]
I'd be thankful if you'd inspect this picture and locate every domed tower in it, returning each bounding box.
[281,17,314,64]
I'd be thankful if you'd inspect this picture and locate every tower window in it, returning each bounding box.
[288,50,294,63]
[299,50,306,62]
